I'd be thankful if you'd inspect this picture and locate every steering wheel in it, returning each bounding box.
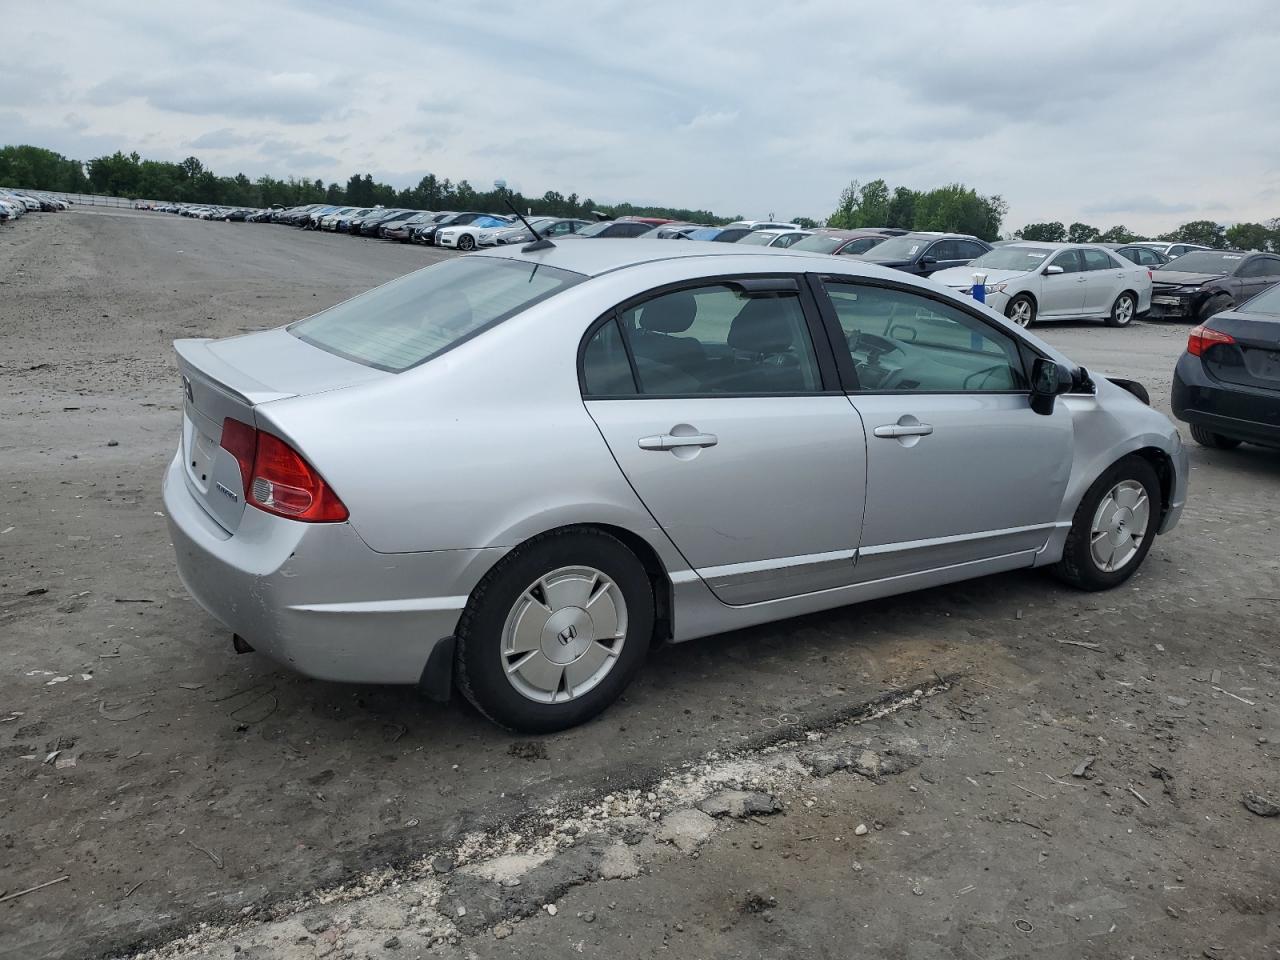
[850,331,903,359]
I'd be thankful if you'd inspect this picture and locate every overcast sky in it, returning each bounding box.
[4,0,1279,233]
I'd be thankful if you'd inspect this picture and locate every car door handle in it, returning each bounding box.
[873,423,934,439]
[638,432,719,451]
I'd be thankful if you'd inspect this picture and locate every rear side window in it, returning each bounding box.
[1081,248,1117,271]
[290,257,583,372]
[582,283,822,396]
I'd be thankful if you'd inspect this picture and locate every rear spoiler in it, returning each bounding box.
[174,338,294,406]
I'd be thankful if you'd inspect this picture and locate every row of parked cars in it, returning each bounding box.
[0,188,72,220]
[150,203,1280,333]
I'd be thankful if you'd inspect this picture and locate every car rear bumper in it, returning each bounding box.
[1172,354,1280,446]
[163,452,498,685]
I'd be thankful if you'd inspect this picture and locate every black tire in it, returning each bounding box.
[1189,423,1242,449]
[1199,294,1233,323]
[1005,294,1036,327]
[457,234,476,251]
[454,528,654,733]
[1053,454,1162,591]
[1105,291,1137,328]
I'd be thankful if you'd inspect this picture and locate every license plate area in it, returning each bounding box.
[185,417,220,494]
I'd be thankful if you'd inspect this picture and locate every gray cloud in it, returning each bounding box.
[3,0,1279,234]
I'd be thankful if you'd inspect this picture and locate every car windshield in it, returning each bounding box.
[290,257,584,373]
[1242,284,1280,316]
[1162,251,1246,273]
[736,232,778,246]
[859,235,930,260]
[969,245,1054,271]
[687,228,722,240]
[575,221,617,237]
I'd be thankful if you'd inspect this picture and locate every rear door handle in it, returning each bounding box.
[638,432,718,451]
[873,423,933,438]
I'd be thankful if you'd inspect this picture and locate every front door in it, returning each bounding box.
[581,278,867,605]
[817,277,1074,580]
[1038,249,1087,318]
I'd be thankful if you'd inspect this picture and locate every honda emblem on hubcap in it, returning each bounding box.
[557,624,578,645]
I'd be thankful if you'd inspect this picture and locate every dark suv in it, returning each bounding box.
[851,232,991,277]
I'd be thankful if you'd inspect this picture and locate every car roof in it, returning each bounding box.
[472,237,842,278]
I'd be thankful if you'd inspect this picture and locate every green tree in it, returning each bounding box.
[1161,220,1226,248]
[886,187,918,230]
[1016,222,1067,241]
[791,216,819,229]
[1067,222,1100,243]
[1224,221,1273,251]
[1098,224,1141,243]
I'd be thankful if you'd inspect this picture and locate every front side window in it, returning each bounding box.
[823,281,1027,393]
[582,282,822,396]
[1047,250,1083,274]
[1239,257,1280,278]
[291,257,583,373]
[927,239,960,261]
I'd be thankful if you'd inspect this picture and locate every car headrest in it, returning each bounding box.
[638,292,697,333]
[728,297,794,354]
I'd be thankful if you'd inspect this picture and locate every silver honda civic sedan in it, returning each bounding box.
[163,239,1188,731]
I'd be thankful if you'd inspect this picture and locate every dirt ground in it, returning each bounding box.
[1,209,1277,960]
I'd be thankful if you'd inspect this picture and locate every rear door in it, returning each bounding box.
[816,277,1073,579]
[1080,247,1127,315]
[581,276,867,605]
[1039,249,1087,317]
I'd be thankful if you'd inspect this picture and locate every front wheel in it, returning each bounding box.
[1106,291,1136,327]
[454,529,653,732]
[1053,455,1161,591]
[457,234,476,251]
[1006,294,1036,327]
[1199,294,1233,323]
[1189,423,1242,449]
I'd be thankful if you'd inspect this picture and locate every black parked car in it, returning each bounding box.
[851,232,991,277]
[360,209,419,237]
[567,220,655,239]
[1150,251,1280,323]
[1171,282,1280,449]
[1108,244,1171,269]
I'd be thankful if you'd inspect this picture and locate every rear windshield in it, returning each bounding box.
[1242,284,1280,316]
[290,257,584,372]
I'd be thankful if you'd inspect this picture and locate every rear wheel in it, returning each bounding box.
[1106,291,1136,327]
[457,233,476,251]
[1054,455,1161,591]
[1006,294,1036,327]
[454,529,653,732]
[1189,423,1242,449]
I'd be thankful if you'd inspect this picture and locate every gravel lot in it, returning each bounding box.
[2,209,1277,960]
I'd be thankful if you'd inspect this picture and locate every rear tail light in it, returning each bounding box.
[219,419,348,522]
[1187,325,1235,357]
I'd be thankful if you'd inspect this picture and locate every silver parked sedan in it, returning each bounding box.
[931,242,1153,328]
[164,240,1187,731]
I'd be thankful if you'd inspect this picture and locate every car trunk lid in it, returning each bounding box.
[174,329,386,533]
[1202,314,1280,393]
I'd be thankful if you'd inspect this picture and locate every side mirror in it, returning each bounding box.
[1044,264,1064,275]
[1030,358,1072,415]
[919,255,937,267]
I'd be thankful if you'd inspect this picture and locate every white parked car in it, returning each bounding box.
[930,242,1153,328]
[1134,241,1211,259]
[436,215,516,251]
[735,229,813,249]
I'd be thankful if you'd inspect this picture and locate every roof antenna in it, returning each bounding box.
[502,192,554,252]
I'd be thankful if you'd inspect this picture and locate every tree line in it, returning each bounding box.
[0,144,734,224]
[1015,218,1280,252]
[827,178,1009,241]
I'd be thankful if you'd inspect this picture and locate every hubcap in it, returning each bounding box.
[1009,300,1033,326]
[501,566,627,704]
[1089,479,1150,573]
[1115,296,1134,324]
